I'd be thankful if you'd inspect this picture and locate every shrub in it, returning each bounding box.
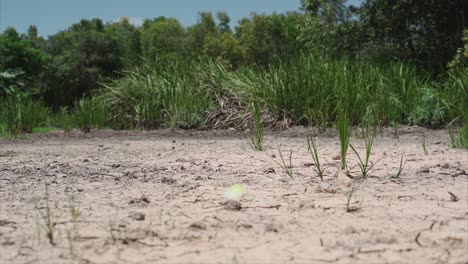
[72,97,106,132]
[0,93,50,136]
[97,61,211,129]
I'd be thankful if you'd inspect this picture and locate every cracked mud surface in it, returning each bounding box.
[1,127,467,263]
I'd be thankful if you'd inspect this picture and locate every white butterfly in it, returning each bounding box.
[223,184,246,201]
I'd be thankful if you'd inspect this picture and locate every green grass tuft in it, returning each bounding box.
[306,130,327,180]
[248,102,264,151]
[336,109,351,170]
[72,97,106,133]
[0,93,50,137]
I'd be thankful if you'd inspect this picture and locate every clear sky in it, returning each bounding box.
[0,0,362,37]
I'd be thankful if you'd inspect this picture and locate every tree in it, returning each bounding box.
[141,17,185,62]
[299,0,356,56]
[128,29,143,64]
[203,31,244,68]
[357,0,467,72]
[235,12,304,65]
[25,25,44,49]
[43,19,123,106]
[106,17,142,66]
[195,12,244,68]
[217,12,231,33]
[449,29,468,71]
[185,12,218,57]
[0,27,46,95]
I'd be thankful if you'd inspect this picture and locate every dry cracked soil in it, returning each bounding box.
[0,126,467,264]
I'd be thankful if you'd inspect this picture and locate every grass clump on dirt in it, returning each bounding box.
[97,61,212,130]
[307,130,327,181]
[232,55,454,128]
[36,182,55,246]
[346,179,365,212]
[273,146,294,179]
[54,107,74,133]
[0,92,50,137]
[247,102,264,151]
[1,55,467,137]
[448,117,468,149]
[350,111,378,180]
[72,97,106,133]
[336,108,351,170]
[392,153,407,179]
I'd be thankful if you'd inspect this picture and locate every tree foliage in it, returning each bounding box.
[141,17,185,62]
[0,27,46,96]
[236,12,305,65]
[42,19,123,106]
[356,0,467,72]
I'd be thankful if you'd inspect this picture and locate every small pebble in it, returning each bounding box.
[223,200,242,211]
[189,221,207,230]
[130,212,145,221]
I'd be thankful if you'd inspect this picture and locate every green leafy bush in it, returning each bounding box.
[54,107,74,133]
[72,97,106,132]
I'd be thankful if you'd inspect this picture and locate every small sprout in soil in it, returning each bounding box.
[346,180,365,212]
[336,109,351,170]
[66,195,81,258]
[248,102,264,151]
[448,118,468,149]
[392,153,407,179]
[391,121,399,139]
[69,195,81,222]
[36,182,55,246]
[273,146,294,179]
[421,133,428,155]
[307,130,327,181]
[350,116,377,180]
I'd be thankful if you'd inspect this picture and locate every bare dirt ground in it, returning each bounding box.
[0,126,467,264]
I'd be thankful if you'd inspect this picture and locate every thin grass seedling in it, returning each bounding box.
[461,121,468,149]
[57,106,73,134]
[379,120,385,138]
[349,119,377,179]
[307,131,327,180]
[66,231,75,258]
[68,195,81,223]
[273,146,294,179]
[448,126,459,148]
[248,102,264,151]
[421,133,428,155]
[73,98,106,133]
[391,121,399,139]
[448,118,468,149]
[346,111,379,211]
[107,210,120,245]
[392,153,407,178]
[346,179,365,212]
[336,109,351,170]
[66,195,81,258]
[307,111,327,134]
[36,182,55,246]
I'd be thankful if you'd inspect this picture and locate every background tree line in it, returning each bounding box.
[1,0,467,109]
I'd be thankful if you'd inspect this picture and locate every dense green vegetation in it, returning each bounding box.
[0,0,467,147]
